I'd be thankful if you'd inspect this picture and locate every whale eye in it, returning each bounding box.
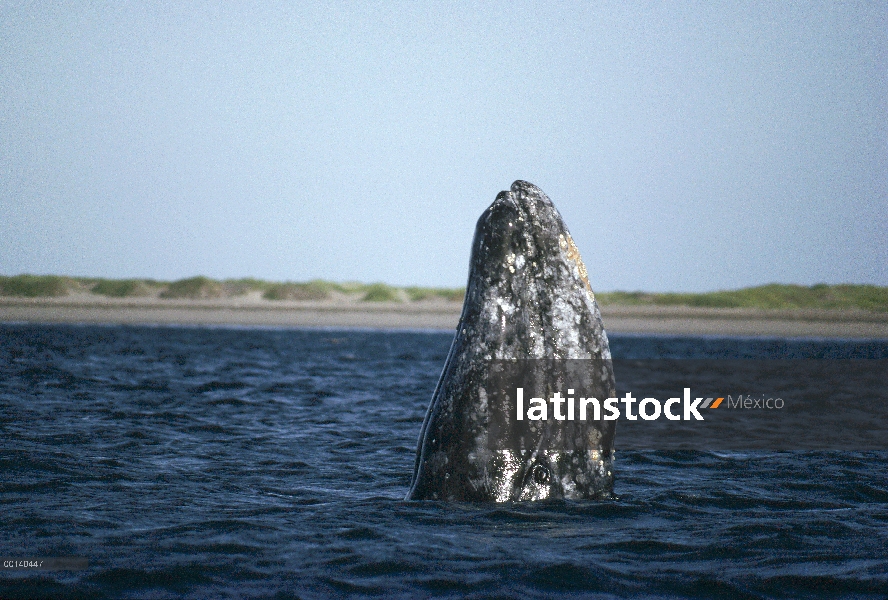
[532,464,550,485]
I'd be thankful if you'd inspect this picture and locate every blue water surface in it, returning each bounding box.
[1,324,887,599]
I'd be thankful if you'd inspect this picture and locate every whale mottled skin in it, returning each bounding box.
[407,181,616,501]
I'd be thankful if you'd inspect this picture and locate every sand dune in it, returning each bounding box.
[2,294,887,338]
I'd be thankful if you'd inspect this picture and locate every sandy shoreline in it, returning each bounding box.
[2,295,887,338]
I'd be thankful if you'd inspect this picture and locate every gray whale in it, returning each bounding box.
[407,181,616,501]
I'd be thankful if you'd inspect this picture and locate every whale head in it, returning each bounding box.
[407,181,616,501]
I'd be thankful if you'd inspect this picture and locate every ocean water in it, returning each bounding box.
[1,324,887,599]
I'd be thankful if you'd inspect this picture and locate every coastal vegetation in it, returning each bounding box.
[263,280,332,301]
[362,283,401,302]
[159,276,225,299]
[1,275,886,311]
[405,286,466,302]
[90,278,157,297]
[595,284,888,312]
[0,274,72,297]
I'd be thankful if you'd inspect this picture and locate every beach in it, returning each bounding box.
[2,294,886,338]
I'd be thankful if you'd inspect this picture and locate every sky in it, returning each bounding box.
[1,1,885,292]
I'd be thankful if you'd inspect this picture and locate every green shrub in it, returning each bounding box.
[595,291,655,306]
[405,286,435,301]
[0,275,70,297]
[222,278,270,296]
[405,286,465,302]
[362,283,400,302]
[337,281,368,294]
[443,288,465,302]
[831,284,888,311]
[596,284,888,311]
[263,281,331,301]
[160,276,224,299]
[91,279,153,298]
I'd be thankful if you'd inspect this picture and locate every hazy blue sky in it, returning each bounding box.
[1,1,885,291]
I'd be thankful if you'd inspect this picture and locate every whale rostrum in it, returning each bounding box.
[407,181,616,501]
